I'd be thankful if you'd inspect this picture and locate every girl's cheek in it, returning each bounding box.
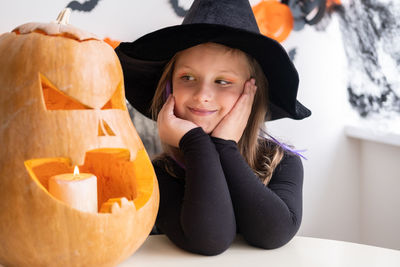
[172,97,185,118]
[220,89,241,104]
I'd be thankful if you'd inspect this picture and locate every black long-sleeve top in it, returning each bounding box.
[152,127,304,256]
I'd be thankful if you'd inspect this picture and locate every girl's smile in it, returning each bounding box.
[188,107,217,116]
[172,43,251,133]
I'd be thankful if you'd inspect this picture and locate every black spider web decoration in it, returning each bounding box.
[337,0,400,118]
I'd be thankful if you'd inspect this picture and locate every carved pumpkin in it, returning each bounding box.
[0,9,159,267]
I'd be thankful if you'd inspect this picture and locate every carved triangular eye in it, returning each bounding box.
[40,74,91,110]
[101,81,126,110]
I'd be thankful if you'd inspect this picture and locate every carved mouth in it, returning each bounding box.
[24,148,154,212]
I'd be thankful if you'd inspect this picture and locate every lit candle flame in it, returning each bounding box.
[73,166,80,176]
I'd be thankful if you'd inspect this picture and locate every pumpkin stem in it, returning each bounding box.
[56,8,72,25]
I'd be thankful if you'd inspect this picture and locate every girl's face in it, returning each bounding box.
[172,43,251,134]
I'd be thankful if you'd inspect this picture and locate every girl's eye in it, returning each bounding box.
[181,75,195,81]
[216,79,232,86]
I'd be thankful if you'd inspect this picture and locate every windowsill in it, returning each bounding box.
[345,125,400,147]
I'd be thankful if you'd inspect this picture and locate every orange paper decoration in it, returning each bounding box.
[252,0,294,43]
[327,0,342,8]
[104,37,121,49]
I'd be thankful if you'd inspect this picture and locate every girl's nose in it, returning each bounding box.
[193,82,213,102]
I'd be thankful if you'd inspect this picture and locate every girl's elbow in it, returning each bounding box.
[183,220,237,255]
[246,235,292,249]
[244,228,298,250]
[188,234,234,256]
[251,216,302,249]
[194,243,231,256]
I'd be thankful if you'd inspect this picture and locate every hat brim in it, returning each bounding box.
[116,23,311,120]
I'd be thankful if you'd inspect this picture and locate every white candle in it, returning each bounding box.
[49,166,98,213]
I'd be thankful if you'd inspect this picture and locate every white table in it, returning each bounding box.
[118,235,400,267]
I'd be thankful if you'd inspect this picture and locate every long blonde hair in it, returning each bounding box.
[151,43,284,185]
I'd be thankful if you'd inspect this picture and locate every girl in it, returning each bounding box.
[116,0,311,256]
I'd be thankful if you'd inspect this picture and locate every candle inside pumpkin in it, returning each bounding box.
[49,166,98,213]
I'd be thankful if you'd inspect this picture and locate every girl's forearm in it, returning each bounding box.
[154,127,236,255]
[212,137,304,249]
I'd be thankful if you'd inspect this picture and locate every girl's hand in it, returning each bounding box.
[211,79,257,142]
[157,95,198,147]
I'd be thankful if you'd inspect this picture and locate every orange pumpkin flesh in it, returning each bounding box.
[0,9,159,267]
[25,148,154,211]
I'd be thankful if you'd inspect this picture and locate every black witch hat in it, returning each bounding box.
[116,0,311,121]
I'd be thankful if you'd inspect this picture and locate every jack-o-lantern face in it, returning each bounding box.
[0,10,159,267]
[39,71,122,139]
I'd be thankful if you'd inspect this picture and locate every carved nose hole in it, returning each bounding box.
[98,119,115,136]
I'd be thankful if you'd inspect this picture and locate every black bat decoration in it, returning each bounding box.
[66,0,101,12]
[169,0,188,17]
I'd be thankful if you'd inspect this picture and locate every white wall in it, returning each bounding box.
[275,15,400,250]
[0,0,183,40]
[268,16,362,243]
[1,0,399,250]
[358,140,400,250]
